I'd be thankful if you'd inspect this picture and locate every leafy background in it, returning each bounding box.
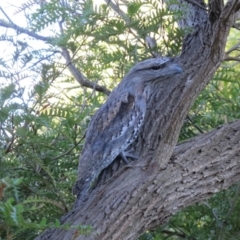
[0,0,240,239]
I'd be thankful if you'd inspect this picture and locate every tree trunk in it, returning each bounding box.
[36,0,240,239]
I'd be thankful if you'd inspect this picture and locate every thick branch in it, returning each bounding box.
[36,0,240,239]
[36,120,240,240]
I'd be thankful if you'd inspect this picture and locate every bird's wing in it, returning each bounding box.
[84,90,145,171]
[85,91,135,145]
[73,91,137,195]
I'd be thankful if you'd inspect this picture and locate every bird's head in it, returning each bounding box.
[123,58,183,87]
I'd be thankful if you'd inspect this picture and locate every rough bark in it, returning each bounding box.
[37,120,240,240]
[36,0,240,239]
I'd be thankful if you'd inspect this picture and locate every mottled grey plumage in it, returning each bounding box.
[73,58,182,202]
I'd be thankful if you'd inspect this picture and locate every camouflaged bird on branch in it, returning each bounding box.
[73,58,182,205]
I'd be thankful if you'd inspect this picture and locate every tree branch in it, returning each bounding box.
[220,0,239,22]
[35,0,240,239]
[35,120,240,240]
[0,19,111,95]
[225,41,240,54]
[184,0,207,10]
[104,0,130,24]
[57,21,111,95]
[224,55,240,61]
[104,0,152,55]
[0,20,52,42]
[0,6,14,24]
[61,47,111,95]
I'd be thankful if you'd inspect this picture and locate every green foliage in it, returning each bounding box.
[180,67,240,141]
[0,72,99,238]
[0,0,240,239]
[0,50,97,238]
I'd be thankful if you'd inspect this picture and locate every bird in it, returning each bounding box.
[73,58,182,203]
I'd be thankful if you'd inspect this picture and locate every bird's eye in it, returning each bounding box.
[151,62,167,70]
[151,65,162,70]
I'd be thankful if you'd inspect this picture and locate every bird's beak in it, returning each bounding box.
[168,63,183,75]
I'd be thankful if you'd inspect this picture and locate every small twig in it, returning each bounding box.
[58,19,65,34]
[232,22,240,30]
[184,0,207,11]
[225,42,240,54]
[52,135,85,161]
[104,0,151,53]
[161,229,189,239]
[18,51,60,75]
[224,55,240,62]
[104,0,130,24]
[0,6,14,24]
[187,115,204,134]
